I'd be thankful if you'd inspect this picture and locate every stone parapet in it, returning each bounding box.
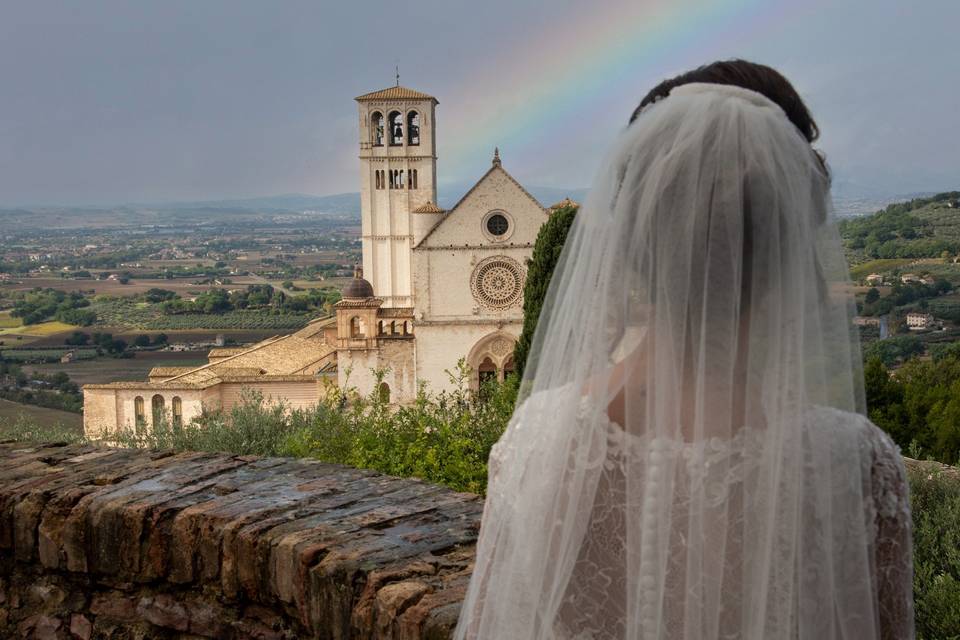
[0,442,481,639]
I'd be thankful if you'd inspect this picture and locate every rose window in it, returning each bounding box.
[471,257,524,309]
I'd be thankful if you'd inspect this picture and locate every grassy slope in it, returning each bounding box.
[0,398,82,431]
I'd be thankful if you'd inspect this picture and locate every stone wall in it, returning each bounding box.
[0,442,482,639]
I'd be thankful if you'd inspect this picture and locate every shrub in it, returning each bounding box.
[98,361,517,494]
[908,463,960,639]
[282,362,516,493]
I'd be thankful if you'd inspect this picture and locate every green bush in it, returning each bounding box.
[909,464,960,639]
[283,362,516,493]
[97,360,517,494]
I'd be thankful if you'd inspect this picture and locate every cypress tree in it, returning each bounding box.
[513,203,578,379]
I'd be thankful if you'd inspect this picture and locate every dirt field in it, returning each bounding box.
[0,398,83,430]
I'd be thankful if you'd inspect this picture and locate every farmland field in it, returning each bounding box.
[89,298,313,330]
[0,312,22,328]
[0,320,77,337]
[25,351,209,386]
[0,276,259,297]
[22,327,286,348]
[0,398,83,431]
[0,347,97,362]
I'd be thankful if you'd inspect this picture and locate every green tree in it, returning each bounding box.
[864,287,880,304]
[513,203,578,379]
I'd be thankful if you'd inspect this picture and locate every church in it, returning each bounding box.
[83,84,570,436]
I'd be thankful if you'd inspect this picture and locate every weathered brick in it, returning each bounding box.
[0,442,482,639]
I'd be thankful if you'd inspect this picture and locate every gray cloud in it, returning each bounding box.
[0,0,956,206]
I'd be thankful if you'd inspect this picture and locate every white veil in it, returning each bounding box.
[456,83,887,639]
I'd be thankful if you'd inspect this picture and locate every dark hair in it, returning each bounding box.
[630,59,820,144]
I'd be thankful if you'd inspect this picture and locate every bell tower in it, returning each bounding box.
[355,84,438,309]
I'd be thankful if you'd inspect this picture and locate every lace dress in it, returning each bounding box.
[485,399,914,640]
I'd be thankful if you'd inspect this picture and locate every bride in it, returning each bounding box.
[455,60,914,639]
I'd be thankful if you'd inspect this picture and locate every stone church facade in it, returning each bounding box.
[83,84,568,436]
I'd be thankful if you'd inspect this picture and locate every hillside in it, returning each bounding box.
[839,191,960,266]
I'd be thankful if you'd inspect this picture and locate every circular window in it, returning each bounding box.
[486,214,509,236]
[471,256,525,309]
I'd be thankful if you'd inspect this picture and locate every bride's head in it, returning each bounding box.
[602,60,848,425]
[631,59,820,144]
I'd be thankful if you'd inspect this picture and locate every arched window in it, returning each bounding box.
[410,169,418,190]
[371,112,384,146]
[388,111,403,145]
[134,396,145,427]
[151,394,165,427]
[350,316,362,338]
[478,357,497,386]
[378,382,391,404]
[375,171,380,190]
[172,396,182,428]
[388,170,395,189]
[398,170,404,188]
[407,111,420,145]
[502,356,515,381]
[379,170,385,189]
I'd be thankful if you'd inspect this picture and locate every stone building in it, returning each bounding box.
[83,84,568,436]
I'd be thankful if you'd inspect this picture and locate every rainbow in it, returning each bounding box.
[439,0,807,184]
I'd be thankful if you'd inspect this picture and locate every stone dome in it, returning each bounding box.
[342,265,374,299]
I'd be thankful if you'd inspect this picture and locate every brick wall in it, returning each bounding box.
[0,442,481,639]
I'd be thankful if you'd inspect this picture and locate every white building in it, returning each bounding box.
[906,312,935,330]
[340,84,559,402]
[84,84,570,435]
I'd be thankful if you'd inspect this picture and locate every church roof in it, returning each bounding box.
[549,197,580,211]
[355,85,438,103]
[415,150,547,247]
[412,201,445,214]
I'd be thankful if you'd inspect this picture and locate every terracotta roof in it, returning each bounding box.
[84,380,222,391]
[86,321,339,392]
[218,374,317,384]
[147,367,197,378]
[355,86,437,102]
[549,197,580,211]
[207,347,248,359]
[412,201,445,214]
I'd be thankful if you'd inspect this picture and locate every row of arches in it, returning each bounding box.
[371,110,420,147]
[374,169,419,190]
[348,316,413,339]
[477,355,516,385]
[134,394,183,429]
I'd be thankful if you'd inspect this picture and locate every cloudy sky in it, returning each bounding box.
[1,0,957,206]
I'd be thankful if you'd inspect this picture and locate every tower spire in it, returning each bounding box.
[492,147,501,167]
[395,65,400,87]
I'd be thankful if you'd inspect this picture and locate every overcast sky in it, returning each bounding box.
[1,0,957,206]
